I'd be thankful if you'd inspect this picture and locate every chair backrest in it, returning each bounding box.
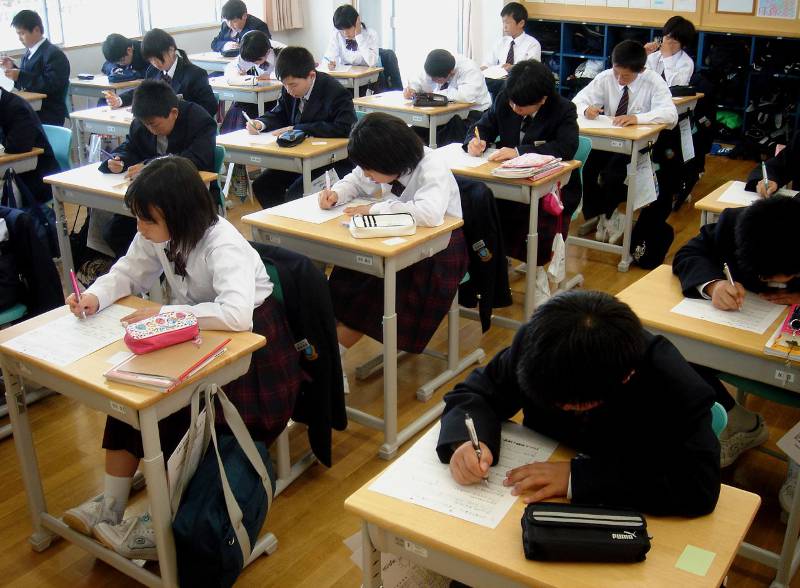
[42,124,73,171]
[377,48,403,91]
[213,144,226,215]
[570,135,592,220]
[710,401,727,438]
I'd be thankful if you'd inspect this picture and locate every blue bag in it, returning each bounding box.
[1,169,59,258]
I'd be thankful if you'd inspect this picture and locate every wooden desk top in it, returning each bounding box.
[69,75,142,90]
[70,105,134,125]
[616,265,788,360]
[243,211,463,258]
[209,76,282,93]
[0,148,44,165]
[319,65,383,80]
[0,296,265,410]
[694,181,743,215]
[673,93,705,107]
[578,120,667,141]
[14,90,47,102]
[452,159,581,188]
[188,51,235,64]
[354,90,475,116]
[216,129,349,159]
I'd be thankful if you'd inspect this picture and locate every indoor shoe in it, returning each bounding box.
[94,512,159,561]
[607,209,626,245]
[595,215,609,242]
[63,495,121,537]
[719,414,769,468]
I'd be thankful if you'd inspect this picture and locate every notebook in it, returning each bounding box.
[765,305,800,361]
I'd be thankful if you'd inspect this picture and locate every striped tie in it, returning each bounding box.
[506,40,515,65]
[390,180,405,197]
[615,86,629,117]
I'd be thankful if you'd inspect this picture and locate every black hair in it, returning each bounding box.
[662,16,696,49]
[333,5,359,29]
[516,290,646,406]
[505,60,555,106]
[240,30,271,62]
[131,80,179,119]
[611,40,647,73]
[348,112,424,176]
[141,28,179,61]
[424,49,456,79]
[102,34,133,64]
[500,2,528,23]
[11,10,43,33]
[274,46,315,80]
[125,156,218,258]
[735,195,800,280]
[221,0,247,20]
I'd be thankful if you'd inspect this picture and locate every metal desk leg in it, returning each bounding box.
[773,464,800,587]
[73,119,87,166]
[53,186,75,286]
[379,257,399,460]
[618,144,640,273]
[258,94,266,116]
[525,188,540,320]
[362,521,381,588]
[301,159,313,196]
[428,121,437,149]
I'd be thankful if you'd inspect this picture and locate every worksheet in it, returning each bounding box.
[482,65,508,80]
[718,180,799,205]
[431,143,497,169]
[265,193,373,224]
[670,293,785,334]
[577,114,615,129]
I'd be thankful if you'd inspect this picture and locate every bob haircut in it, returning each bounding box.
[347,112,424,176]
[333,5,359,29]
[141,29,179,61]
[662,16,696,50]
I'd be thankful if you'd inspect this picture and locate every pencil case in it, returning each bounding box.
[348,213,417,239]
[124,311,200,355]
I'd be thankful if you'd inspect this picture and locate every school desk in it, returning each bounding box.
[242,211,484,462]
[187,51,235,73]
[69,105,133,165]
[0,296,266,588]
[694,180,746,227]
[617,264,800,588]
[320,65,383,96]
[0,148,43,176]
[67,75,142,107]
[450,159,581,328]
[209,76,282,116]
[345,441,760,588]
[14,89,46,112]
[673,93,704,117]
[352,91,475,148]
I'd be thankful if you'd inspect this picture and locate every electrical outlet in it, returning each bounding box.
[775,370,796,384]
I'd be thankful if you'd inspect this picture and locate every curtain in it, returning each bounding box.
[264,0,304,31]
[460,0,478,60]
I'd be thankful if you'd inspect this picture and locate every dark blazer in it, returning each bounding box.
[101,39,148,82]
[119,53,217,117]
[0,89,60,203]
[12,39,70,126]
[255,71,356,138]
[211,14,271,53]
[437,329,721,517]
[745,131,799,193]
[673,202,800,297]
[465,90,581,213]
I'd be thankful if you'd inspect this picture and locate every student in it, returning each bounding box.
[100,80,217,258]
[61,156,303,561]
[437,289,721,517]
[644,16,696,87]
[101,34,148,82]
[246,46,356,208]
[746,130,799,198]
[573,40,677,243]
[325,4,379,69]
[107,29,217,117]
[2,10,70,126]
[211,0,271,55]
[483,2,541,97]
[221,30,277,131]
[404,49,492,146]
[464,59,579,269]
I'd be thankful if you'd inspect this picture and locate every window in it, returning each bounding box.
[60,0,140,46]
[393,0,459,85]
[0,0,46,52]
[148,0,218,30]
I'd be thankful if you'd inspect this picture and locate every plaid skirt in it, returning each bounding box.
[329,228,468,354]
[102,295,304,458]
[497,199,571,266]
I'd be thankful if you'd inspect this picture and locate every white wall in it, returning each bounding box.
[471,0,503,65]
[270,0,340,61]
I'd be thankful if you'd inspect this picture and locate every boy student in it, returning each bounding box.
[106,29,217,117]
[746,130,799,198]
[644,16,696,87]
[100,80,217,258]
[246,46,357,208]
[101,34,148,83]
[325,4,379,69]
[438,289,721,516]
[2,10,70,126]
[221,30,277,130]
[483,2,541,97]
[573,40,677,243]
[211,0,271,55]
[404,49,492,146]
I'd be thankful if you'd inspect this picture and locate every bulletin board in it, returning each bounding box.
[702,0,800,36]
[522,0,703,28]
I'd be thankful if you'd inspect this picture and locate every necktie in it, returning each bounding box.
[156,135,168,156]
[506,40,515,65]
[345,39,358,51]
[520,116,531,142]
[440,81,449,91]
[161,71,172,84]
[615,86,629,117]
[661,67,667,81]
[390,180,405,197]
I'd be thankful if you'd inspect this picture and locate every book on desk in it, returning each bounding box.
[765,304,800,361]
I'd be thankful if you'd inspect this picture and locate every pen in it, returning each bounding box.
[723,262,742,311]
[70,269,86,320]
[762,161,769,192]
[99,148,116,161]
[464,412,489,485]
[325,169,331,192]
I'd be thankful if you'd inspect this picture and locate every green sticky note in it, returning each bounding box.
[675,544,716,577]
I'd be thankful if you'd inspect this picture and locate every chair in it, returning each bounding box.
[570,135,592,222]
[377,48,403,91]
[711,401,727,438]
[213,144,227,217]
[42,124,73,171]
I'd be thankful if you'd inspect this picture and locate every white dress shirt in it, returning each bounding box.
[573,68,678,128]
[325,25,379,67]
[87,217,272,331]
[161,55,179,79]
[486,32,541,65]
[645,49,694,87]
[25,38,47,59]
[224,50,276,84]
[409,54,492,112]
[332,148,462,227]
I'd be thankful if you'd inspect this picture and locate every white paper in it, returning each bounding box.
[630,0,650,6]
[383,237,408,246]
[309,169,340,195]
[651,0,673,7]
[679,118,695,162]
[629,153,657,210]
[265,193,372,224]
[578,115,615,129]
[318,63,352,73]
[482,65,508,80]
[670,293,785,334]
[777,420,800,465]
[674,0,696,8]
[218,128,278,148]
[0,76,15,92]
[717,181,759,206]
[369,422,558,529]
[717,0,755,12]
[3,304,133,367]
[431,143,497,169]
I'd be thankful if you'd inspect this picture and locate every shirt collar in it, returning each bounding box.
[165,55,179,78]
[27,38,47,57]
[662,50,683,66]
[303,74,316,101]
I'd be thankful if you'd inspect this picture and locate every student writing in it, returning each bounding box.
[211,0,271,55]
[745,130,799,198]
[325,4,379,69]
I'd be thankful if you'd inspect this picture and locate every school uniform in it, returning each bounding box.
[437,328,721,517]
[88,217,303,457]
[10,38,70,126]
[210,14,271,53]
[250,71,357,208]
[464,90,579,265]
[328,149,469,353]
[645,49,694,87]
[101,39,148,82]
[325,24,380,67]
[486,32,542,66]
[220,50,278,131]
[745,130,799,193]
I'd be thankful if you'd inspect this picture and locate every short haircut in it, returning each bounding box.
[102,34,133,63]
[221,0,248,20]
[611,40,647,73]
[131,80,179,119]
[274,46,315,80]
[141,28,177,61]
[240,30,271,62]
[333,4,359,29]
[11,10,43,33]
[500,2,528,23]
[125,156,218,256]
[735,195,800,279]
[516,290,646,406]
[505,60,555,106]
[424,49,456,79]
[348,112,424,176]
[663,16,696,49]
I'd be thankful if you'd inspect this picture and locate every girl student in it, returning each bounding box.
[62,156,303,561]
[318,113,468,391]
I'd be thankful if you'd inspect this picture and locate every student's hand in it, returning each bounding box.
[246,119,264,134]
[343,204,372,216]
[756,180,778,198]
[66,293,99,317]
[256,73,272,81]
[502,63,514,72]
[318,189,339,209]
[107,156,125,174]
[403,87,416,100]
[0,57,13,70]
[760,291,800,305]
[467,137,487,157]
[124,163,144,179]
[223,41,240,52]
[584,105,603,119]
[488,147,519,162]
[105,91,123,109]
[613,115,638,127]
[271,125,294,136]
[121,307,162,325]
[644,40,660,54]
[5,69,19,81]
[707,280,746,311]
[327,59,336,70]
[503,461,571,504]
[449,441,493,485]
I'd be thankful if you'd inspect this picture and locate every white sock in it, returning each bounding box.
[104,474,133,516]
[727,403,759,433]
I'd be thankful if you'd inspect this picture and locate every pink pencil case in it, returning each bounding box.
[124,311,200,355]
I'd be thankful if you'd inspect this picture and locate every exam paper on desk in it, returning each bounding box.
[717,180,799,206]
[432,142,498,169]
[264,193,373,224]
[578,115,615,129]
[670,293,785,335]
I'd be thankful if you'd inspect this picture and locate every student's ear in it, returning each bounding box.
[126,46,134,58]
[169,107,179,120]
[308,70,317,82]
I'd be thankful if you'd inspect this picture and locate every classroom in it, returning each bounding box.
[0,0,798,586]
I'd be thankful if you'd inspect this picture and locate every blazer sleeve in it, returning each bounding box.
[745,131,798,191]
[672,212,735,296]
[210,23,230,52]
[2,98,37,153]
[463,102,501,152]
[177,109,217,172]
[98,123,148,173]
[294,85,356,138]
[16,47,70,96]
[255,91,292,130]
[518,100,579,159]
[184,69,218,117]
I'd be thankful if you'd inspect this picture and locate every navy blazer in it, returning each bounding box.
[101,39,148,82]
[12,39,70,126]
[211,14,271,53]
[745,131,799,194]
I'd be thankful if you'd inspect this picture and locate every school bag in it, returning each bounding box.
[630,212,674,270]
[1,169,59,258]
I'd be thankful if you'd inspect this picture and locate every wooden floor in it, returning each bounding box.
[1,155,798,587]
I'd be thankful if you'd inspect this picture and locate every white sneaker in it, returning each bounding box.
[595,215,609,242]
[719,414,769,468]
[780,459,799,513]
[63,495,121,537]
[94,512,159,561]
[342,370,350,395]
[607,210,626,245]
